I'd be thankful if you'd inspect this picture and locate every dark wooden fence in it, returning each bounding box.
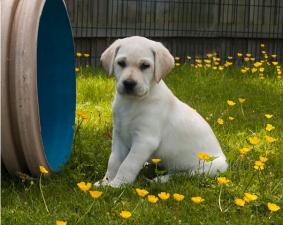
[65,0,283,66]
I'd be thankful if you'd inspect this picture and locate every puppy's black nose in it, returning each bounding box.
[123,79,137,90]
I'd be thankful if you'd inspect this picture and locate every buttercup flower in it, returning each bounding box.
[249,136,260,145]
[234,198,245,207]
[238,98,246,104]
[56,221,67,225]
[175,56,180,61]
[272,62,278,66]
[265,135,277,143]
[243,193,257,202]
[265,124,275,132]
[173,193,185,201]
[197,152,211,161]
[151,158,161,164]
[217,118,224,125]
[77,182,92,192]
[135,188,149,197]
[187,56,192,60]
[260,44,265,48]
[75,67,80,72]
[175,63,181,67]
[227,100,236,106]
[89,190,103,199]
[237,53,243,57]
[76,111,88,120]
[265,114,273,119]
[84,53,90,57]
[259,67,265,72]
[147,195,159,203]
[254,62,262,67]
[76,52,82,57]
[120,210,132,219]
[259,156,268,162]
[39,166,49,174]
[217,177,230,186]
[267,202,280,212]
[239,147,250,156]
[254,160,265,170]
[158,192,170,200]
[228,116,235,121]
[251,68,257,73]
[191,196,205,204]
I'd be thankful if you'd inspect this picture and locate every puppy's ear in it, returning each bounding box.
[100,39,121,75]
[152,42,175,83]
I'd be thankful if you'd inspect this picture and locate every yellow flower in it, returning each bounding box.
[147,195,159,203]
[265,114,273,119]
[158,192,170,200]
[227,100,236,106]
[77,182,92,192]
[204,59,211,64]
[195,59,202,64]
[259,67,265,72]
[175,56,180,61]
[254,160,265,170]
[218,66,224,71]
[243,193,257,202]
[206,53,213,58]
[89,190,103,199]
[173,193,185,202]
[271,54,277,58]
[251,68,257,73]
[228,116,235,121]
[259,156,268,162]
[175,63,181,67]
[250,57,255,61]
[187,56,192,60]
[238,98,246,104]
[239,147,250,156]
[260,44,265,48]
[75,67,80,72]
[246,53,252,57]
[191,196,205,204]
[217,118,224,125]
[76,111,88,120]
[241,68,247,74]
[237,53,243,57]
[217,177,230,186]
[267,202,280,212]
[84,53,90,57]
[151,158,161,164]
[265,124,275,132]
[56,221,67,225]
[272,61,278,66]
[265,135,277,143]
[39,166,49,174]
[244,57,250,62]
[227,56,233,60]
[234,198,245,207]
[197,152,211,161]
[135,188,149,197]
[120,210,132,219]
[254,62,262,67]
[76,52,82,57]
[249,136,260,145]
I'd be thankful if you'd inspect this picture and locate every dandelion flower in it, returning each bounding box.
[76,52,82,57]
[271,54,277,58]
[207,53,213,58]
[76,111,88,120]
[135,188,149,197]
[56,221,67,225]
[254,62,262,67]
[243,193,257,202]
[265,135,277,143]
[241,68,247,74]
[84,53,90,57]
[217,177,230,186]
[260,44,265,48]
[227,100,236,106]
[238,98,246,104]
[197,152,211,161]
[39,166,49,174]
[89,190,103,199]
[246,53,252,57]
[251,68,257,73]
[237,53,243,57]
[75,67,80,72]
[187,56,192,60]
[265,124,275,131]
[173,193,185,202]
[175,63,181,67]
[218,66,224,71]
[158,192,170,200]
[191,196,205,204]
[217,118,224,125]
[227,56,233,60]
[259,156,268,162]
[239,147,250,156]
[228,116,235,121]
[147,195,159,203]
[259,67,265,72]
[249,136,260,145]
[151,158,161,164]
[175,56,180,61]
[254,160,265,170]
[267,202,280,212]
[272,62,278,66]
[120,210,132,219]
[265,114,273,119]
[234,198,245,207]
[77,182,92,192]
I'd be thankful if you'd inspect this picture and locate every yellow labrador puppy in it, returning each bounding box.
[96,36,228,187]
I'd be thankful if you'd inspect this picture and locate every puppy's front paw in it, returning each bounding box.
[94,179,109,187]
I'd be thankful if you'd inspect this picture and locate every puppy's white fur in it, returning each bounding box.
[97,36,228,187]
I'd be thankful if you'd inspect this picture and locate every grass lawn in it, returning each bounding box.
[2,60,283,224]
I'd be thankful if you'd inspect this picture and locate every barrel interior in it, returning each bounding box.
[37,0,76,171]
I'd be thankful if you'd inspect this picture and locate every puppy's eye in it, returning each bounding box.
[118,61,126,68]
[140,63,150,70]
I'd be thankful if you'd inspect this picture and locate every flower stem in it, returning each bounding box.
[39,174,50,214]
[75,199,95,225]
[218,185,223,212]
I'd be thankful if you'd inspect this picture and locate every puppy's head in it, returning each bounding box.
[100,36,174,97]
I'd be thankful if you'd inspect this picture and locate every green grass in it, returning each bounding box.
[2,65,283,225]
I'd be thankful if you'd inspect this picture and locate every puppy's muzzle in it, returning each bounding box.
[123,79,137,93]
